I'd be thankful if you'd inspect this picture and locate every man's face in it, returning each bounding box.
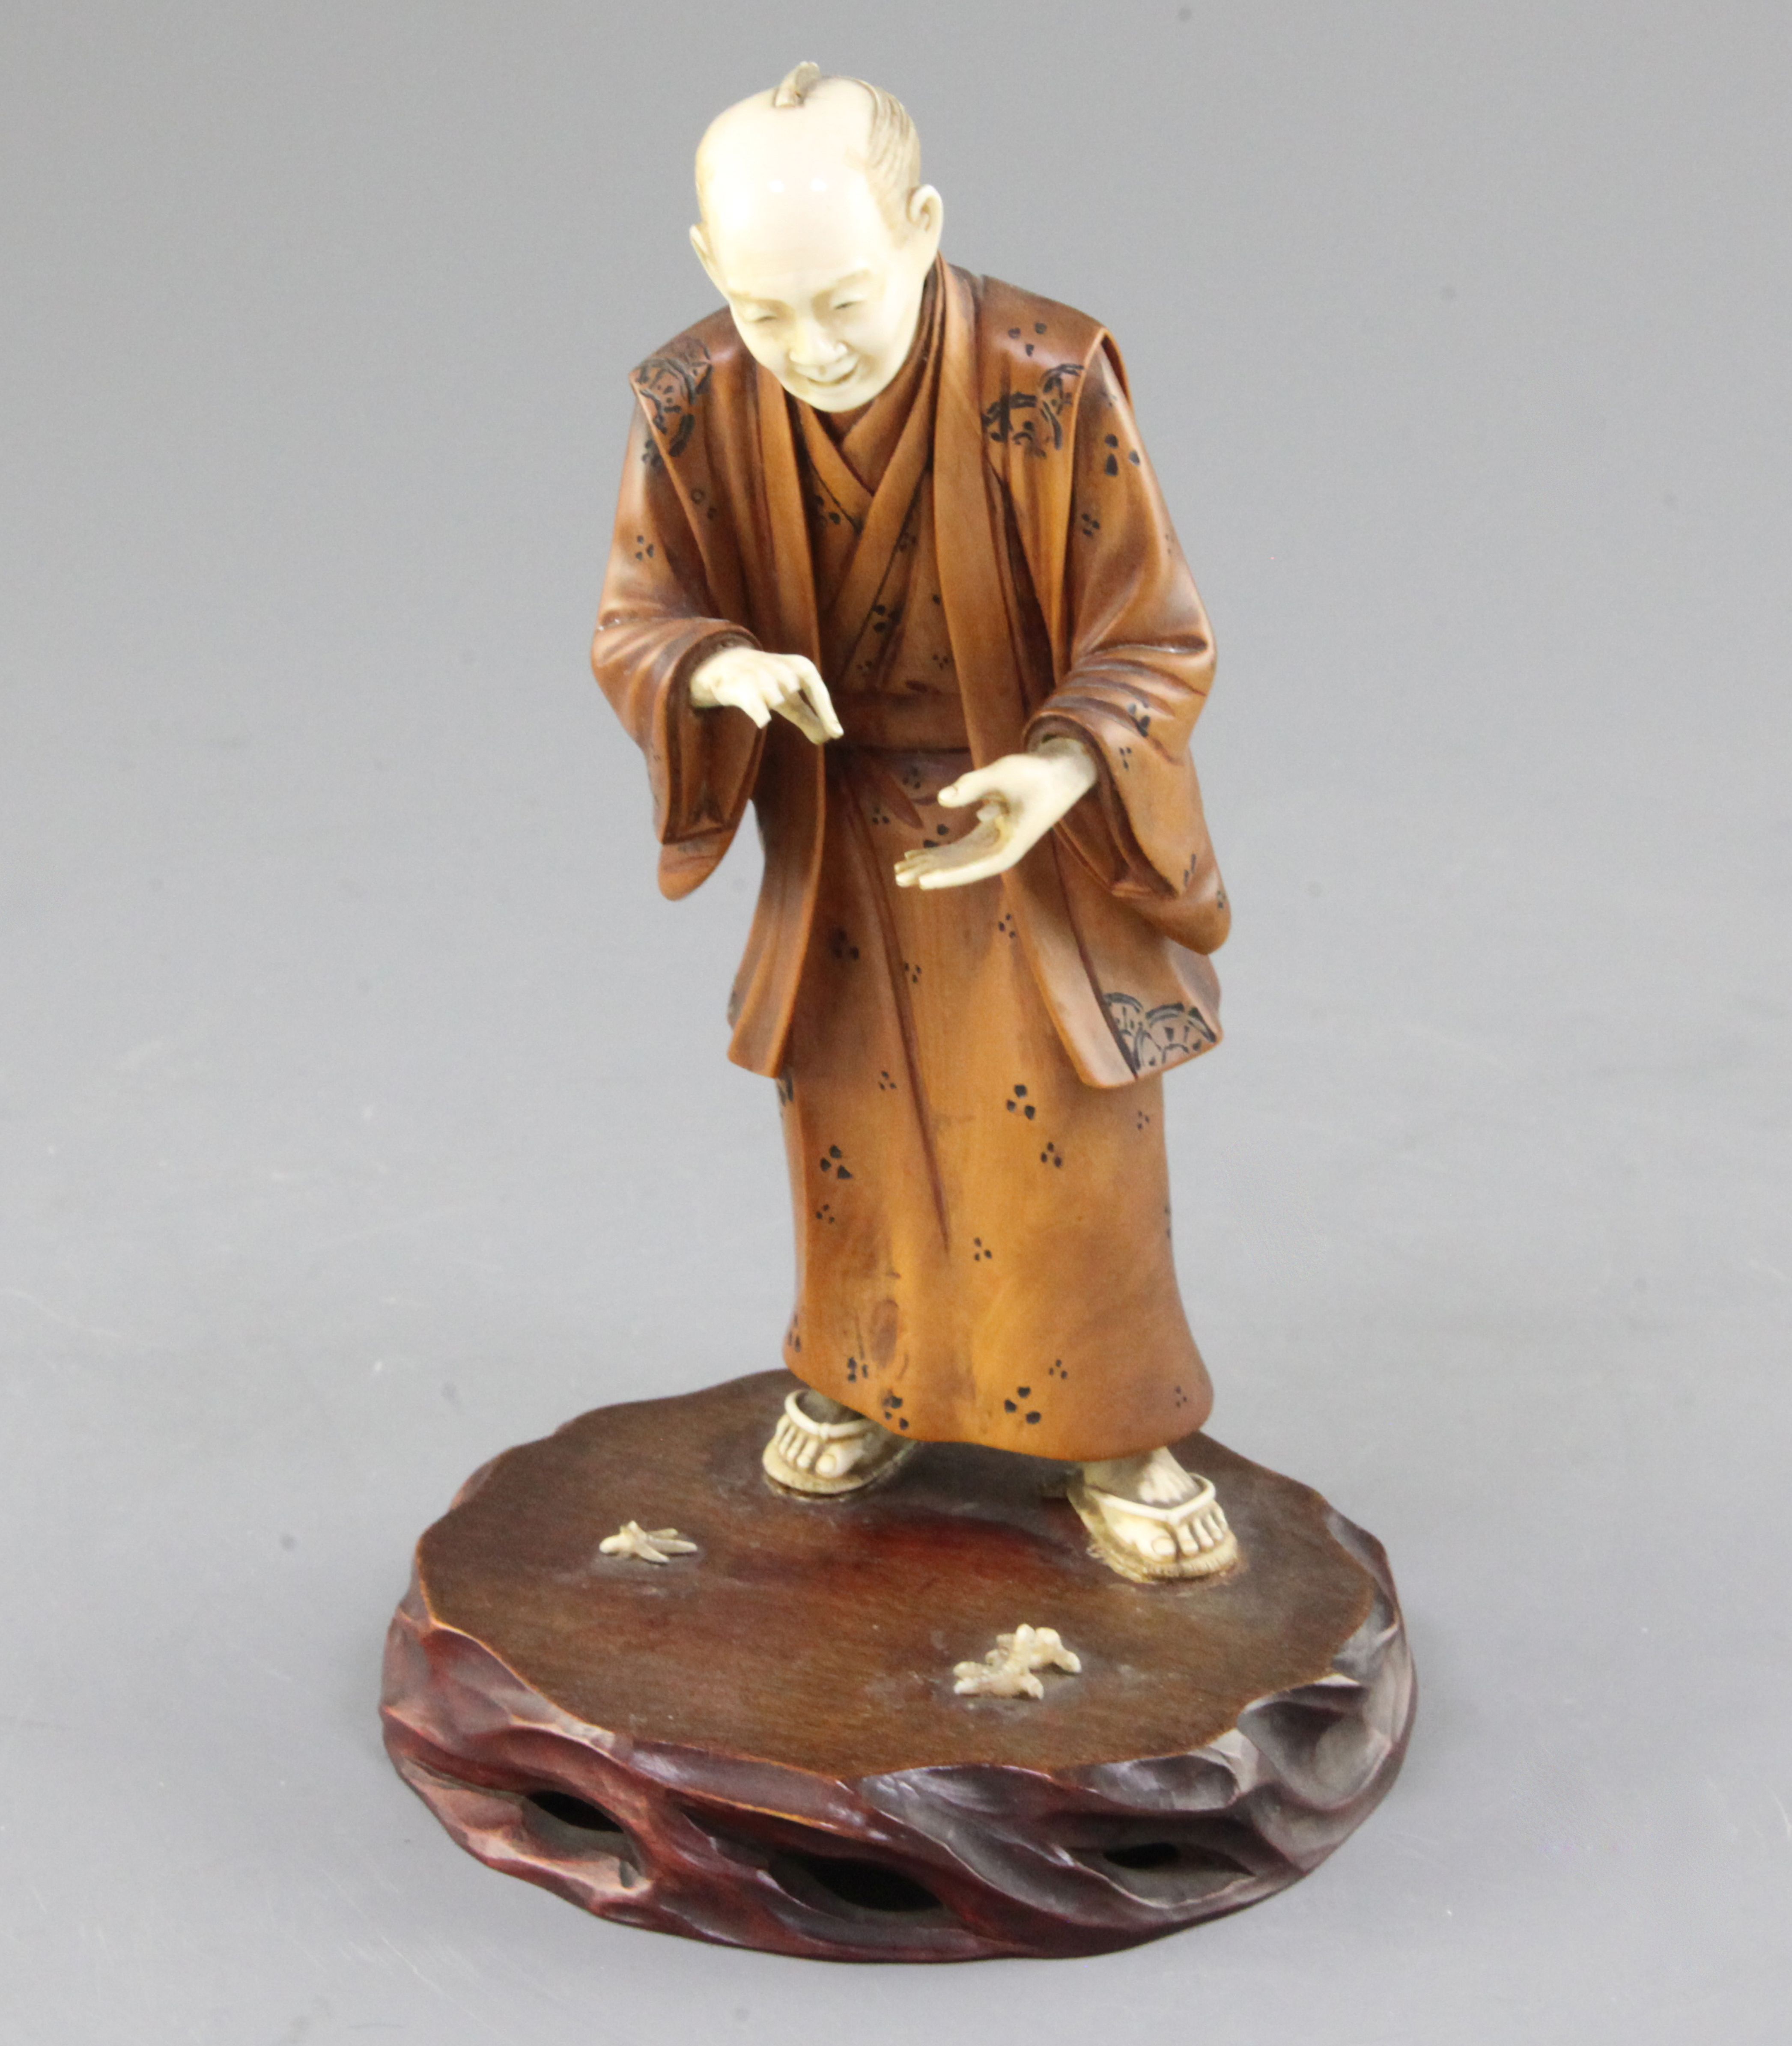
[694,106,939,413]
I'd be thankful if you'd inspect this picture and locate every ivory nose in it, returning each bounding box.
[789,322,847,371]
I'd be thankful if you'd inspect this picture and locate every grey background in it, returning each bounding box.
[2,1,1787,2039]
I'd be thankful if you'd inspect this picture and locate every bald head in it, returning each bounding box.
[689,66,943,414]
[695,66,921,235]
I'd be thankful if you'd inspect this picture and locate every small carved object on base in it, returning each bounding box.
[596,1522,699,1565]
[381,1373,1414,1963]
[952,1625,1083,1699]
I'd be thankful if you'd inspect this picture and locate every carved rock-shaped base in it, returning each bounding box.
[381,1372,1414,1962]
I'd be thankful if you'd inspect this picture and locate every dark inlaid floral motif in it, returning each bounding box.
[632,339,712,459]
[1102,993,1220,1074]
[981,363,1084,456]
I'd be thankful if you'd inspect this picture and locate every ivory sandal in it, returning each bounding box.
[761,1389,917,1498]
[1067,1470,1240,1583]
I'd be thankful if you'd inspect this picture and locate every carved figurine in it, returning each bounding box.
[594,63,1236,1581]
[382,68,1415,1957]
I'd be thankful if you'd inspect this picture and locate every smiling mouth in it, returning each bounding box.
[795,360,856,386]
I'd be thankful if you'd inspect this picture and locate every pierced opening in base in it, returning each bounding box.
[1102,1840,1182,1870]
[1095,1840,1255,1900]
[1075,1817,1275,1905]
[770,1851,948,1921]
[527,1789,624,1834]
[522,1789,641,1885]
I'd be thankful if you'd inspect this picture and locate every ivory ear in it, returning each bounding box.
[906,184,944,248]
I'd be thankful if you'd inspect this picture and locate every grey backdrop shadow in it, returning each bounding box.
[1,3,1787,2041]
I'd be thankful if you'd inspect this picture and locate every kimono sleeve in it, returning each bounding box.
[1023,348,1226,932]
[590,406,764,899]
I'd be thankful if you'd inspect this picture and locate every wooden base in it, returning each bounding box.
[381,1372,1414,1962]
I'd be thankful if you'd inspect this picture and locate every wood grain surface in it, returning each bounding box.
[382,1371,1415,1960]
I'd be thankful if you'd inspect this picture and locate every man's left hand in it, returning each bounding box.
[893,737,1097,891]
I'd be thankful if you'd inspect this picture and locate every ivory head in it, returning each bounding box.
[690,65,943,414]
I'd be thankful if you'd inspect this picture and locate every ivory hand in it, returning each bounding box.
[894,737,1097,891]
[689,644,842,746]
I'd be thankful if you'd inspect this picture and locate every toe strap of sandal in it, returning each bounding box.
[779,1390,878,1444]
[1080,1473,1223,1527]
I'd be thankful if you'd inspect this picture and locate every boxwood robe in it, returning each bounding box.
[593,259,1231,1463]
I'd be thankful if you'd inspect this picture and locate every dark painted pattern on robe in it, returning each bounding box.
[593,262,1231,1457]
[772,288,1210,1460]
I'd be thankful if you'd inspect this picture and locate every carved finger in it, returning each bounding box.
[769,663,836,735]
[770,690,831,745]
[894,819,1011,890]
[916,855,1014,890]
[915,831,1020,890]
[790,660,844,739]
[937,768,1007,810]
[897,819,1006,870]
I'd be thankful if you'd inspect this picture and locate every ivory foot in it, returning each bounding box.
[762,1388,916,1498]
[1070,1447,1239,1582]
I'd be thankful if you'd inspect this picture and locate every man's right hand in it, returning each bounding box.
[689,645,842,747]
